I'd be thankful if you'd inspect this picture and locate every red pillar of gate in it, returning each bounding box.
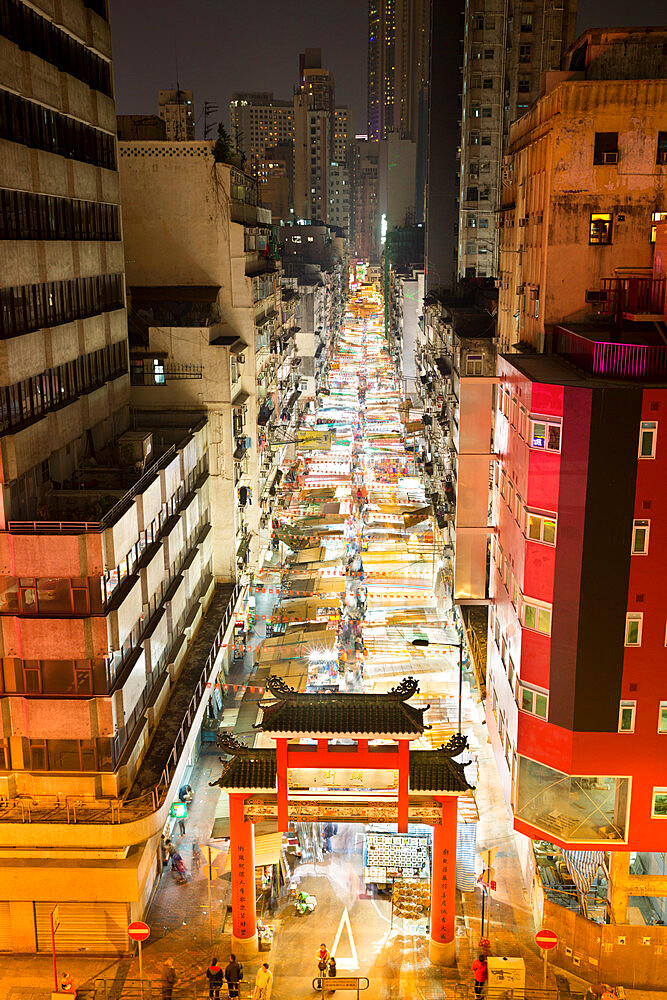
[276,738,288,832]
[429,795,458,966]
[229,793,258,957]
[398,739,409,833]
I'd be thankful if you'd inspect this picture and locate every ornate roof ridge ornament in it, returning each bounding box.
[266,675,298,698]
[438,733,469,757]
[388,676,420,700]
[216,731,251,755]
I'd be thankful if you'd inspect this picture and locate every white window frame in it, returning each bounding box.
[658,702,667,734]
[651,787,667,819]
[618,700,636,733]
[529,415,562,452]
[525,509,557,545]
[631,519,650,554]
[625,612,643,646]
[466,354,483,375]
[519,684,549,719]
[521,597,552,635]
[638,421,657,459]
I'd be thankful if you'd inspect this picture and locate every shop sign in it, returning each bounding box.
[297,429,332,450]
[170,802,187,819]
[287,767,398,791]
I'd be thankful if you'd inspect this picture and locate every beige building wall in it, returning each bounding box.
[498,79,667,350]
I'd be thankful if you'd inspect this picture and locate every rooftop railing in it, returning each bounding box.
[553,326,667,381]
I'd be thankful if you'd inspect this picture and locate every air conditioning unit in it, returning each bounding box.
[585,289,609,303]
[602,151,618,164]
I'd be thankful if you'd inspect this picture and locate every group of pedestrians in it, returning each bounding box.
[161,954,273,1000]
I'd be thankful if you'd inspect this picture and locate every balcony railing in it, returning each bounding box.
[598,276,666,320]
[553,326,667,380]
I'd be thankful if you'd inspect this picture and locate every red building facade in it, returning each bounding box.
[488,351,667,852]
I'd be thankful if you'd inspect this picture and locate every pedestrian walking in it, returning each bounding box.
[206,957,224,999]
[225,954,243,999]
[178,817,186,837]
[472,954,488,997]
[162,958,177,1000]
[254,962,273,1000]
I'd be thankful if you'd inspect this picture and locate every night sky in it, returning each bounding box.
[110,0,667,136]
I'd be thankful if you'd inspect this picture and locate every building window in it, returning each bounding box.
[650,212,667,242]
[466,187,479,202]
[482,107,492,119]
[657,132,667,165]
[526,511,557,545]
[638,421,657,458]
[631,519,650,554]
[589,213,613,245]
[520,685,548,719]
[519,44,532,63]
[518,78,531,94]
[471,104,481,118]
[520,13,533,31]
[625,613,643,646]
[483,78,493,89]
[522,599,552,635]
[593,132,619,165]
[473,15,485,30]
[529,418,561,452]
[468,216,477,228]
[651,788,667,818]
[466,354,483,375]
[659,703,667,733]
[469,131,480,146]
[484,48,494,59]
[618,701,636,733]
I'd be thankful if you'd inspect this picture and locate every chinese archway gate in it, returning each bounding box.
[211,676,474,966]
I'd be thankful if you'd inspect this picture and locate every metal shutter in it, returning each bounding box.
[35,901,129,954]
[0,901,11,951]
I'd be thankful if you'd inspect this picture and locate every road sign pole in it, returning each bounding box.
[208,865,213,945]
[50,910,58,992]
[543,946,548,988]
[138,938,143,985]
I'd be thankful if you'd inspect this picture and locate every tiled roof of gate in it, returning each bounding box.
[213,749,277,790]
[409,750,474,793]
[258,692,426,736]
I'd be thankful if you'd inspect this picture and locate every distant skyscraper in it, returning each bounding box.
[457,0,578,278]
[368,0,396,139]
[158,88,195,140]
[393,0,429,141]
[230,92,295,176]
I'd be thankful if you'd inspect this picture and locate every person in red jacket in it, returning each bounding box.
[472,954,488,996]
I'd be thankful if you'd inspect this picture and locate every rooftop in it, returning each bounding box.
[257,676,428,737]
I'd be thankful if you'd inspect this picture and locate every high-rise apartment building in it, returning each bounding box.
[394,0,429,140]
[498,27,667,351]
[230,92,295,176]
[158,88,196,141]
[457,0,577,279]
[368,0,396,139]
[0,0,240,952]
[350,138,380,262]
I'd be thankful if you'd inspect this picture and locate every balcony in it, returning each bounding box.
[594,276,665,323]
[552,326,667,381]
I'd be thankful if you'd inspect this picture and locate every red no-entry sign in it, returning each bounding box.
[536,928,558,950]
[128,921,150,942]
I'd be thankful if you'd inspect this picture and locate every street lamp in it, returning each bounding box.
[411,635,465,736]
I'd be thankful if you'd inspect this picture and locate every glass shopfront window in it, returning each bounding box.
[516,756,629,843]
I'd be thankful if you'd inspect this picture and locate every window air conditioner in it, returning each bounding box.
[602,151,618,164]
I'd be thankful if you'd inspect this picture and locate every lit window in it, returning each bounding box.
[631,519,650,554]
[519,685,548,719]
[658,702,667,733]
[467,354,483,375]
[526,511,557,545]
[529,417,561,452]
[651,788,667,818]
[522,599,552,635]
[618,701,636,733]
[625,613,643,646]
[520,12,532,31]
[589,213,613,245]
[638,421,657,459]
[650,212,667,242]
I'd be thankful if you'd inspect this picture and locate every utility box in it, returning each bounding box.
[487,956,525,990]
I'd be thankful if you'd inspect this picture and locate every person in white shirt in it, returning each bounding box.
[254,962,273,1000]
